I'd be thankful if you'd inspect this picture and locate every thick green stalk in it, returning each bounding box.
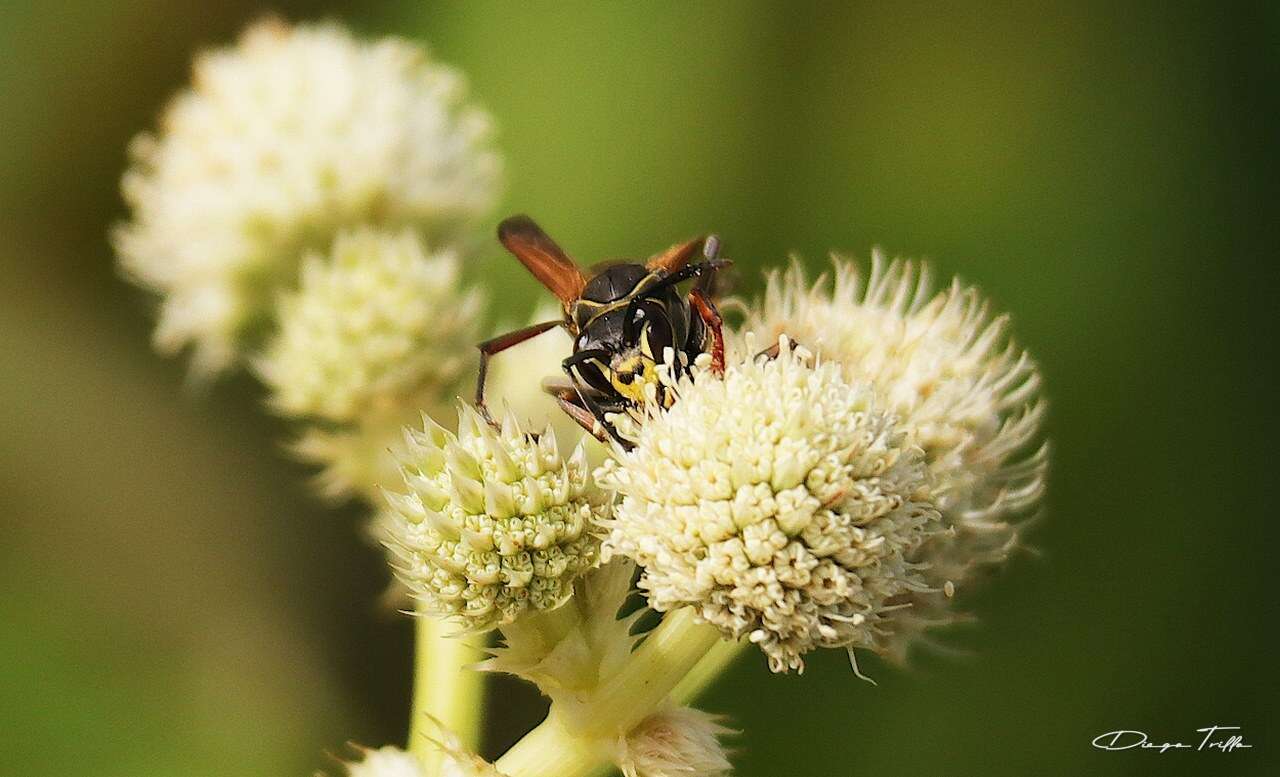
[408,613,485,771]
[495,607,722,777]
[490,714,612,777]
[672,636,748,703]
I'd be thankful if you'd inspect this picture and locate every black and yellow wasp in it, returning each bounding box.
[475,215,728,445]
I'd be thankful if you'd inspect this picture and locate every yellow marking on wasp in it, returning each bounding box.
[610,353,661,404]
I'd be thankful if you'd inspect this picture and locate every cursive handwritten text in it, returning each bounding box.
[1092,726,1252,753]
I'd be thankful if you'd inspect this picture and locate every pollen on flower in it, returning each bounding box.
[385,405,607,632]
[598,339,940,673]
[743,254,1048,659]
[114,18,501,375]
[258,228,481,424]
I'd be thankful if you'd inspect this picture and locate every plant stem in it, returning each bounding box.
[408,612,485,771]
[495,607,722,777]
[490,713,612,777]
[672,637,749,704]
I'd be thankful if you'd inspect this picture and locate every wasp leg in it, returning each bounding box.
[543,383,613,443]
[754,336,806,361]
[688,287,726,376]
[560,350,630,446]
[475,320,562,425]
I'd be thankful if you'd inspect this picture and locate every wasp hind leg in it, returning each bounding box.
[474,320,562,426]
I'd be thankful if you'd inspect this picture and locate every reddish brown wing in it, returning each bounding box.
[646,236,707,275]
[498,215,586,305]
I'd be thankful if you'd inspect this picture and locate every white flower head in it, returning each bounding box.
[433,723,508,777]
[342,745,425,777]
[744,255,1048,659]
[258,228,482,423]
[617,706,734,777]
[385,405,607,631]
[598,339,940,673]
[115,19,501,375]
[341,735,505,777]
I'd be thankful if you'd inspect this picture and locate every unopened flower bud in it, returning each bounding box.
[386,405,607,631]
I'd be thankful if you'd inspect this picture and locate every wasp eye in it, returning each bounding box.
[616,371,635,385]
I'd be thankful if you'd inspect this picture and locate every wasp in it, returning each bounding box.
[475,215,729,445]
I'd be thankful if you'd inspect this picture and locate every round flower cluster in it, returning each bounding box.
[258,228,481,423]
[344,746,427,777]
[115,19,500,375]
[385,406,607,631]
[344,741,505,777]
[743,255,1047,658]
[598,340,940,672]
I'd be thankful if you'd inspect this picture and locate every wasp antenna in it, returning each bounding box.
[703,234,720,261]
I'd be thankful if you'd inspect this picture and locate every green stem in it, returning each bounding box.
[672,636,748,704]
[408,613,485,771]
[495,607,722,777]
[490,713,612,777]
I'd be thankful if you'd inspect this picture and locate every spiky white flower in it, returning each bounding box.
[343,745,425,777]
[743,255,1047,659]
[343,737,506,777]
[598,340,939,673]
[385,406,607,631]
[258,228,481,423]
[434,724,508,777]
[115,19,500,374]
[616,706,734,777]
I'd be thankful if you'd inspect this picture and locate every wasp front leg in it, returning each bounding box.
[688,287,726,376]
[754,336,807,362]
[543,384,610,443]
[557,350,631,446]
[542,377,628,446]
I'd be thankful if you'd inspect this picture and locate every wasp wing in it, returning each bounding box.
[498,215,586,304]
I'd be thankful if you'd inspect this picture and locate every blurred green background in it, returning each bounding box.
[2,2,1274,775]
